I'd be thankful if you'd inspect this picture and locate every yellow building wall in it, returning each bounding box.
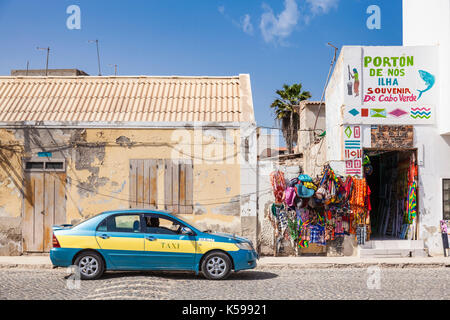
[0,129,23,219]
[67,128,242,233]
[0,128,243,235]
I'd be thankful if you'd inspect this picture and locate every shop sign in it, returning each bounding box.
[344,125,362,176]
[343,46,438,125]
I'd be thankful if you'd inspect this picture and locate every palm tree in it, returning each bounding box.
[270,83,311,154]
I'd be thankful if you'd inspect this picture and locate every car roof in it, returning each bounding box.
[100,209,174,216]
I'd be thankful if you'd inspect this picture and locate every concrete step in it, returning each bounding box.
[359,248,411,258]
[361,240,424,250]
[359,248,428,258]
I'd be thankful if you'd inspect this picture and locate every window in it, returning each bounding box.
[25,162,44,170]
[444,179,450,220]
[164,159,193,214]
[129,159,193,214]
[45,162,64,170]
[98,214,141,233]
[143,214,184,235]
[24,159,65,172]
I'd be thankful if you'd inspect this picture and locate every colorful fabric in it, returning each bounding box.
[285,187,297,207]
[349,178,368,225]
[278,210,288,231]
[302,181,317,191]
[407,181,417,223]
[271,203,285,217]
[288,178,299,187]
[335,218,344,236]
[295,183,316,198]
[310,225,326,246]
[269,203,289,239]
[270,171,286,203]
[298,174,313,182]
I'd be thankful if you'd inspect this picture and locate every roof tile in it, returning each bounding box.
[0,76,253,123]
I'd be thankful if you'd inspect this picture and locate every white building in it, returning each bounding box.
[402,0,450,253]
[324,0,450,255]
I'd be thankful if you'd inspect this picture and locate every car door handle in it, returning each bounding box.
[145,236,156,241]
[99,234,110,239]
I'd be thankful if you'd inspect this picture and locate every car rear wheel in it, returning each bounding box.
[74,252,105,280]
[201,252,232,280]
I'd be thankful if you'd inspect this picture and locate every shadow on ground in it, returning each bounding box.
[73,270,279,281]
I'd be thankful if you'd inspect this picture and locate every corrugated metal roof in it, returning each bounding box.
[0,75,254,124]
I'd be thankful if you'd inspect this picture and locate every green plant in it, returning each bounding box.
[270,83,311,153]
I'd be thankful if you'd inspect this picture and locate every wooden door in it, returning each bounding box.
[164,159,193,214]
[23,172,66,252]
[129,159,158,209]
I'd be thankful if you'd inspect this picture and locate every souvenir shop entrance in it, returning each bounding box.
[363,149,419,241]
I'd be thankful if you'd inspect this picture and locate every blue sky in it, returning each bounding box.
[0,0,402,127]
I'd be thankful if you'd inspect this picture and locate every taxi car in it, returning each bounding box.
[50,209,258,280]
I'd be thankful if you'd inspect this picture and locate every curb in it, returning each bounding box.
[1,261,449,270]
[0,264,53,269]
[257,262,450,269]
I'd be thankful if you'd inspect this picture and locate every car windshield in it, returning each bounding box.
[172,215,208,233]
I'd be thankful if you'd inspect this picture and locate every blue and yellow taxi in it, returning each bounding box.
[50,209,258,280]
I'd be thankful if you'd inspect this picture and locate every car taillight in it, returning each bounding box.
[52,233,61,248]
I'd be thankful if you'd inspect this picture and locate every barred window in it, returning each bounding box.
[444,179,450,220]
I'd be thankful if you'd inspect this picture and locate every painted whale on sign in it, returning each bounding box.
[417,70,435,100]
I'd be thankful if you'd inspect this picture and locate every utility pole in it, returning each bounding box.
[37,47,50,76]
[108,64,118,76]
[88,39,102,76]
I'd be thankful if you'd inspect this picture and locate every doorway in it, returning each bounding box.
[364,149,418,240]
[22,159,66,252]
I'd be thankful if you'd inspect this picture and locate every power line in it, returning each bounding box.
[312,42,339,134]
[71,181,273,206]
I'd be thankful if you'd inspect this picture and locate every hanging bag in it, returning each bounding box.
[285,187,297,207]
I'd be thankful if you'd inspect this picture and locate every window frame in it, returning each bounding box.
[443,178,450,220]
[23,157,66,172]
[96,213,144,234]
[143,213,195,236]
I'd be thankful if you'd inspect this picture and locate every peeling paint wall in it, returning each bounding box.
[297,103,327,179]
[257,158,302,256]
[0,127,256,254]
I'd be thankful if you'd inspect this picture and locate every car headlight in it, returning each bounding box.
[236,242,253,251]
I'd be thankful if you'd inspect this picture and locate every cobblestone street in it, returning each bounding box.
[1,266,449,300]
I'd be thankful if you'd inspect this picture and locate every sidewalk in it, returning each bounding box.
[257,256,450,268]
[0,255,449,269]
[0,256,52,269]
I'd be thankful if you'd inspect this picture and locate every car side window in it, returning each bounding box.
[144,215,182,235]
[98,214,141,233]
[97,219,107,232]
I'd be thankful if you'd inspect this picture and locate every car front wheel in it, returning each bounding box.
[74,251,105,280]
[201,252,232,280]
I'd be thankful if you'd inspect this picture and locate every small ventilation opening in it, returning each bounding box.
[24,160,65,172]
[25,162,44,170]
[45,162,64,170]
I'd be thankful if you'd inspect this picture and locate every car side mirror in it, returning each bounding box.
[181,227,194,235]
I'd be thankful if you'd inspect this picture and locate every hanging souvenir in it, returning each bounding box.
[270,171,286,203]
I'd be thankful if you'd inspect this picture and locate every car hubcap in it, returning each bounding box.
[79,256,99,277]
[206,256,226,277]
